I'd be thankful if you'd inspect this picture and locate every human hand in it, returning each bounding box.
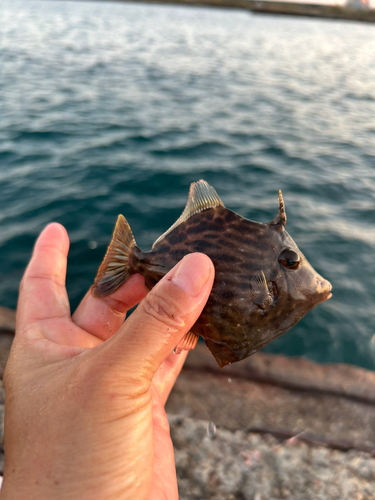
[0,223,214,500]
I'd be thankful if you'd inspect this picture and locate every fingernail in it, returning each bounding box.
[172,254,212,296]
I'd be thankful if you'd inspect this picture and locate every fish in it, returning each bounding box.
[92,180,332,367]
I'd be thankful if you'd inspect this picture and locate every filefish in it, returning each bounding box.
[92,180,332,367]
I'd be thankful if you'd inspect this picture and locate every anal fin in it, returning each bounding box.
[174,331,199,355]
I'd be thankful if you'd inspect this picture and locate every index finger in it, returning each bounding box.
[16,223,71,336]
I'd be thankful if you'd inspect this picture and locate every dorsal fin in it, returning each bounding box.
[269,190,287,229]
[152,180,224,248]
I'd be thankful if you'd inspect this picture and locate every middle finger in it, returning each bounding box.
[72,273,147,341]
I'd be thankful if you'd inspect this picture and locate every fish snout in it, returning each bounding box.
[315,277,332,302]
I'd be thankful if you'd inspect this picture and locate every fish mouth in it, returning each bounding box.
[315,277,332,303]
[323,281,332,301]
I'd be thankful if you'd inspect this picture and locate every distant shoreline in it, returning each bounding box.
[90,0,375,23]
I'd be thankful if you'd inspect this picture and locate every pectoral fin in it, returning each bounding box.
[250,271,273,311]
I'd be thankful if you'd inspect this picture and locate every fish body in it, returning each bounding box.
[93,180,332,367]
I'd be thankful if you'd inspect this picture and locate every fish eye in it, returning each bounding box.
[279,249,300,270]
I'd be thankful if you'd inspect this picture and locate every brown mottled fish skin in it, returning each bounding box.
[129,209,330,367]
[93,181,332,367]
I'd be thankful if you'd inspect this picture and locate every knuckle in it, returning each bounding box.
[26,273,65,288]
[141,289,185,330]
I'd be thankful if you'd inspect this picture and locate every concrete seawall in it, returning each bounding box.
[169,343,375,499]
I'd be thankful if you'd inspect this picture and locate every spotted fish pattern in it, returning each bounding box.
[93,180,332,367]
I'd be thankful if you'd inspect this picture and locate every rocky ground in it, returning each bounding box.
[0,306,374,499]
[170,416,375,500]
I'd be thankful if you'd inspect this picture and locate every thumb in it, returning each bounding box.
[102,253,214,382]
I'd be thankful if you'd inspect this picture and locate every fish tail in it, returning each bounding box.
[92,214,136,298]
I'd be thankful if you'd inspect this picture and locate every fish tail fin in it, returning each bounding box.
[92,214,136,298]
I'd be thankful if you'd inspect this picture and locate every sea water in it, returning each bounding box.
[0,0,374,368]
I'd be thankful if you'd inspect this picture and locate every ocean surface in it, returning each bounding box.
[0,0,374,369]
